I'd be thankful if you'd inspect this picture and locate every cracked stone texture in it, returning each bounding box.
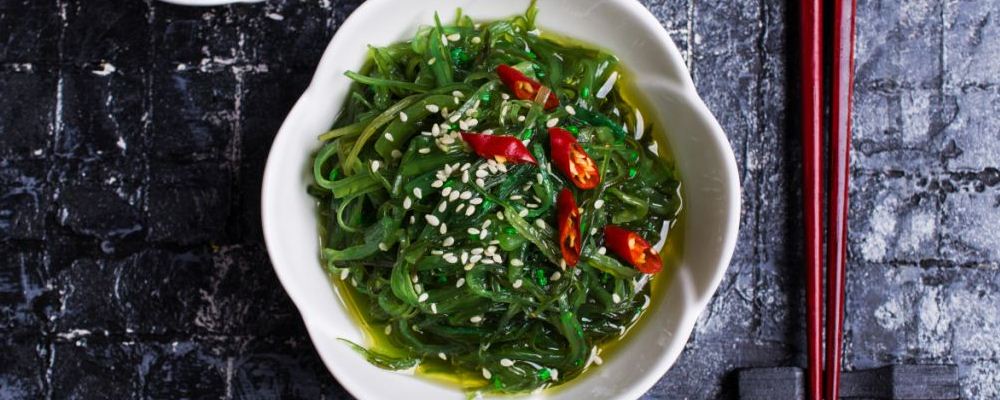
[0,0,997,399]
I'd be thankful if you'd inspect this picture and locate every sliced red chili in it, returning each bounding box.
[603,225,662,274]
[556,188,582,267]
[549,127,600,190]
[460,132,537,164]
[496,64,559,110]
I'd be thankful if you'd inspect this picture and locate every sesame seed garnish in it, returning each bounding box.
[453,90,464,98]
[466,206,476,216]
[526,203,539,209]
[460,190,473,200]
[482,220,492,229]
[461,251,469,264]
[438,201,448,213]
[475,169,489,178]
[471,36,482,44]
[432,250,444,255]
[470,197,483,205]
[340,268,350,281]
[511,259,524,267]
[590,227,598,235]
[461,170,470,183]
[425,215,441,226]
[385,324,392,335]
[442,187,453,196]
[518,209,529,217]
[425,104,440,113]
[448,191,461,202]
[476,178,486,187]
[456,278,466,288]
[443,236,455,246]
[479,229,488,240]
[500,359,514,367]
[464,263,475,270]
[471,316,483,323]
[546,118,559,128]
[482,368,491,379]
[403,197,412,209]
[384,132,394,142]
[518,115,526,122]
[431,180,444,188]
[470,254,483,263]
[612,293,621,304]
[456,203,465,212]
[411,188,422,199]
[378,242,388,251]
[438,352,447,360]
[496,211,505,220]
[399,112,409,122]
[431,123,441,135]
[447,33,461,41]
[371,160,381,172]
[512,279,523,289]
[440,136,455,145]
[492,254,502,263]
[560,259,567,270]
[468,227,480,235]
[510,195,523,200]
[439,223,448,234]
[417,293,429,303]
[598,246,607,255]
[428,58,437,65]
[440,34,448,45]
[536,173,544,184]
[551,271,562,281]
[594,199,605,209]
[443,253,458,263]
[534,219,546,229]
[391,150,402,159]
[565,105,577,115]
[501,93,510,100]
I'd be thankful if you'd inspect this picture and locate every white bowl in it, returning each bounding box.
[261,0,740,398]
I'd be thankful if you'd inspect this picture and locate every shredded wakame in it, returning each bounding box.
[309,1,682,394]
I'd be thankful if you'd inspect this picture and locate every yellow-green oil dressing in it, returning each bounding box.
[323,31,686,396]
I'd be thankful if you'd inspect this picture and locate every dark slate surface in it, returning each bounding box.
[0,0,997,399]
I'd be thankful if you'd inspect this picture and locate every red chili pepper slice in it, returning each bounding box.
[549,127,600,190]
[496,65,559,110]
[603,225,662,274]
[460,132,537,164]
[556,188,582,267]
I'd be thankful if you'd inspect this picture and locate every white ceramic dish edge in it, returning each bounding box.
[262,1,740,399]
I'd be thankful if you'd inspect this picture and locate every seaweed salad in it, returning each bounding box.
[309,1,682,395]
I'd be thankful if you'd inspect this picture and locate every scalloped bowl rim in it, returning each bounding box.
[261,1,740,399]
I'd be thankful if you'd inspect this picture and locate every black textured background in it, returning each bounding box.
[1,0,998,399]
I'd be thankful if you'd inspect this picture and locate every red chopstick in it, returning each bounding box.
[825,0,858,398]
[799,0,824,398]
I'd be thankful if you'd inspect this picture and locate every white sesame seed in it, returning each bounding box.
[458,120,468,130]
[425,215,441,226]
[448,191,461,202]
[479,229,488,240]
[475,169,489,178]
[403,197,412,209]
[501,93,510,100]
[560,259,567,270]
[384,132,394,142]
[378,242,389,251]
[399,112,409,122]
[432,123,441,135]
[590,227,598,235]
[415,292,427,303]
[443,253,458,263]
[439,223,448,234]
[471,36,482,44]
[565,105,577,115]
[440,34,448,45]
[471,316,483,323]
[447,33,461,41]
[371,160,381,172]
[500,358,514,367]
[482,220,492,229]
[467,118,478,127]
[496,211,505,220]
[442,187,453,196]
[594,199,605,209]
[476,178,486,187]
[612,293,621,304]
[443,236,455,246]
[518,209,529,217]
[409,216,416,224]
[535,219,546,229]
[466,206,476,216]
[456,203,465,212]
[385,324,392,335]
[431,180,444,188]
[464,263,475,271]
[438,352,447,360]
[432,250,444,255]
[468,228,480,235]
[461,251,469,264]
[440,136,455,145]
[486,245,497,255]
[511,259,524,267]
[518,115,526,122]
[512,279,523,289]
[428,58,437,65]
[546,118,559,128]
[453,90,464,98]
[461,170,470,183]
[418,147,431,154]
[470,197,483,205]
[412,187,422,199]
[536,173,544,184]
[510,195,523,201]
[598,246,607,255]
[425,104,440,113]
[391,150,402,159]
[340,268,350,280]
[470,254,483,263]
[551,271,562,281]
[460,190,473,200]
[492,254,502,263]
[482,368,492,379]
[456,278,466,288]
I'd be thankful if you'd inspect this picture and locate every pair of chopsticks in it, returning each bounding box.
[800,0,858,399]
